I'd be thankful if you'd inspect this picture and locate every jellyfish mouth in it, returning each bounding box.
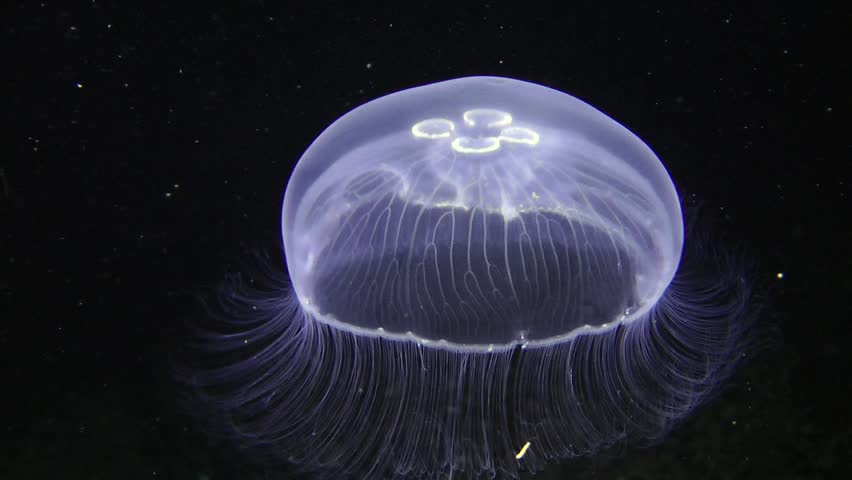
[303,196,642,347]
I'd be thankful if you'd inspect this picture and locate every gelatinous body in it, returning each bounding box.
[184,77,755,480]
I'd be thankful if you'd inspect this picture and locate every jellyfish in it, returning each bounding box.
[181,76,757,479]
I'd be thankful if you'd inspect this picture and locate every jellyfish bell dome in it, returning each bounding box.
[282,76,683,348]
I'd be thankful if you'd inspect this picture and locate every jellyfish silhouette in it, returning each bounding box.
[182,76,757,479]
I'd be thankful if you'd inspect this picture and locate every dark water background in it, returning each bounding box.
[3,2,848,478]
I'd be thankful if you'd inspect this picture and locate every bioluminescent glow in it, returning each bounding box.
[181,76,757,479]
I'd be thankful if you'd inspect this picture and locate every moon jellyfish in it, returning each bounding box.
[182,76,757,479]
